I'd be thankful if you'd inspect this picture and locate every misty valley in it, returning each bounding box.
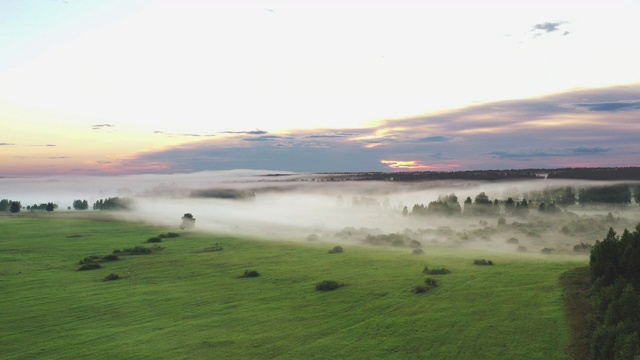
[1,170,640,359]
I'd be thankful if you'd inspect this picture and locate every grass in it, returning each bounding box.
[0,214,586,359]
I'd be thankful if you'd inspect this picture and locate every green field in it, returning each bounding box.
[1,214,586,359]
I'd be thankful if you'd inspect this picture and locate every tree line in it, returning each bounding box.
[587,224,640,359]
[0,197,134,213]
[404,184,640,217]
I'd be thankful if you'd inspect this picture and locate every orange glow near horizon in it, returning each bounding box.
[380,160,460,171]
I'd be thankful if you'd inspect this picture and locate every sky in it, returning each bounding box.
[1,0,639,176]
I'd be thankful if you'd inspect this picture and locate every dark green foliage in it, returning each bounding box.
[72,199,89,210]
[45,202,55,212]
[101,254,119,262]
[328,246,344,254]
[146,237,162,243]
[240,270,260,278]
[103,273,120,281]
[473,259,494,266]
[412,285,427,294]
[413,278,438,294]
[579,184,632,204]
[411,248,425,255]
[315,280,344,291]
[0,199,12,211]
[78,263,101,271]
[196,243,224,252]
[115,245,162,255]
[10,201,21,213]
[586,223,640,360]
[93,197,135,210]
[423,266,450,275]
[158,232,180,238]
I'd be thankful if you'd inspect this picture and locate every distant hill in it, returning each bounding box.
[303,167,640,182]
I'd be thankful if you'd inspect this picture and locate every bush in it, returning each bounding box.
[516,245,528,252]
[423,266,451,275]
[101,254,119,262]
[541,247,554,254]
[146,237,162,243]
[328,246,344,254]
[474,259,494,266]
[197,243,224,252]
[411,248,425,255]
[409,239,422,248]
[159,232,180,238]
[424,277,438,288]
[116,246,163,255]
[506,237,519,244]
[78,263,101,271]
[103,273,120,281]
[315,280,344,291]
[412,285,427,294]
[240,270,260,278]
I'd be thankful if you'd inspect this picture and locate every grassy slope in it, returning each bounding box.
[0,214,585,359]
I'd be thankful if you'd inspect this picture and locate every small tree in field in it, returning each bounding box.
[180,213,196,230]
[10,201,21,213]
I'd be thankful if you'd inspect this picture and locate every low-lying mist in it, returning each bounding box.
[3,170,639,256]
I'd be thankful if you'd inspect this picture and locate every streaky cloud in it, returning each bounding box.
[574,101,640,112]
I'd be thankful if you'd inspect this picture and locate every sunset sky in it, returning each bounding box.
[1,0,639,176]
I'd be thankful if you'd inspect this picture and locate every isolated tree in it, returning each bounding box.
[10,201,21,213]
[180,213,196,230]
[73,199,89,210]
[45,202,55,212]
[402,206,408,216]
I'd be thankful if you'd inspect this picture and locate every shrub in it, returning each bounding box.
[103,273,120,281]
[315,280,344,291]
[541,247,554,254]
[146,237,162,243]
[411,248,425,255]
[159,232,180,238]
[516,245,528,252]
[412,285,427,294]
[423,266,451,275]
[113,249,121,254]
[506,237,519,244]
[116,246,162,255]
[424,277,438,288]
[78,263,101,271]
[101,254,119,262]
[498,217,507,226]
[240,270,260,278]
[197,243,224,252]
[474,259,494,266]
[328,246,344,254]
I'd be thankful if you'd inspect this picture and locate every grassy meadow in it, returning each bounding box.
[0,213,586,359]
